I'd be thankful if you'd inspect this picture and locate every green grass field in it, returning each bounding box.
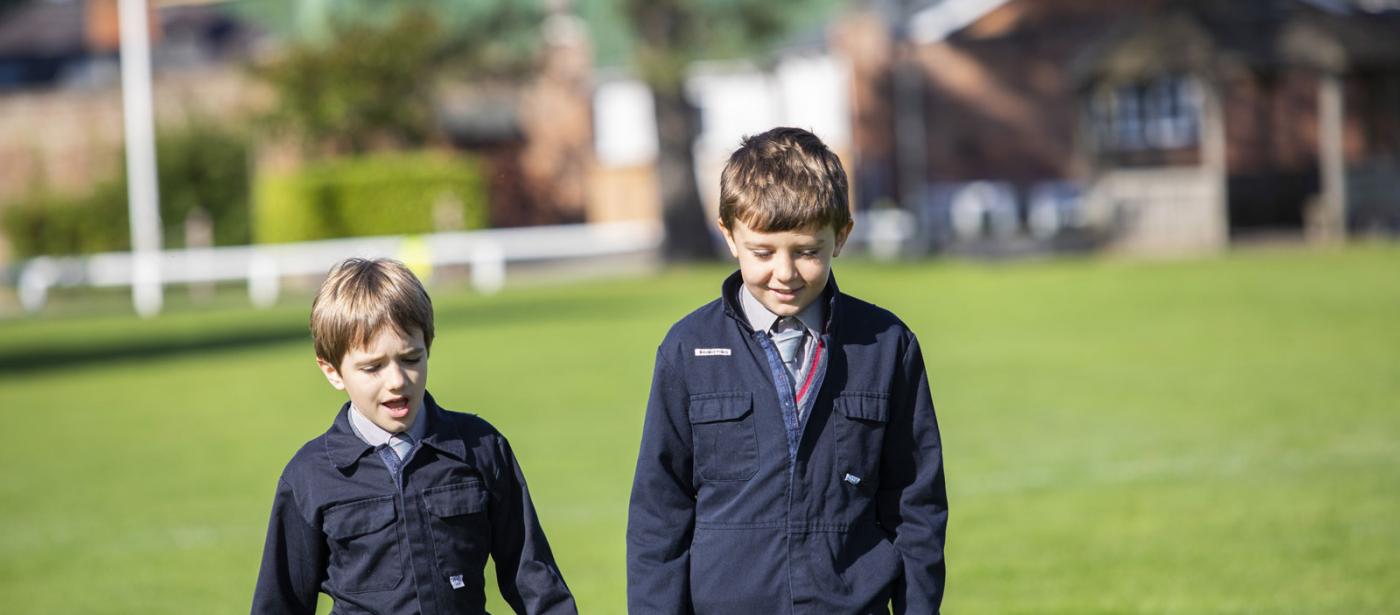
[1,244,1398,613]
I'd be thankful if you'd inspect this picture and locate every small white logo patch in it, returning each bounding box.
[694,348,731,357]
[843,473,862,486]
[449,574,465,589]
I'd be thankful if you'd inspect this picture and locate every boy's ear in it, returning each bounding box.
[717,217,740,259]
[316,357,347,391]
[832,220,855,257]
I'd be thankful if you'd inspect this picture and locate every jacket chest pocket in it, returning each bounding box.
[322,495,402,594]
[421,480,492,587]
[689,392,758,481]
[834,393,889,490]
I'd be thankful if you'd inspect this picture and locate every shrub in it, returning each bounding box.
[156,123,252,247]
[2,180,130,258]
[253,151,488,244]
[1,121,251,258]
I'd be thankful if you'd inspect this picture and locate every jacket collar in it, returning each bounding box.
[721,269,842,339]
[324,392,468,470]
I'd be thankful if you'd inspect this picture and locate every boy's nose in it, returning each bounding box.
[773,255,798,282]
[384,364,406,390]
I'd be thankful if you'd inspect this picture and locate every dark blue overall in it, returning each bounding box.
[628,272,948,614]
[253,395,577,615]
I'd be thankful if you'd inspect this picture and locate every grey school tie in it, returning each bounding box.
[390,433,414,461]
[771,317,807,390]
[380,433,414,474]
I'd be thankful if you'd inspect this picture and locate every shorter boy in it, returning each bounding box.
[253,258,576,615]
[627,127,948,614]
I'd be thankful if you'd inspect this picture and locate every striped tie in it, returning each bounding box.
[771,317,806,389]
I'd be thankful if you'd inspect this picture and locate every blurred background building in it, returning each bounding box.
[1,0,1399,294]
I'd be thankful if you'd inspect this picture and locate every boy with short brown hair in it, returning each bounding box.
[253,258,576,615]
[627,127,948,614]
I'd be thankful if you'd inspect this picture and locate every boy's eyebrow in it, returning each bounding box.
[351,345,425,365]
[351,351,386,364]
[743,239,826,249]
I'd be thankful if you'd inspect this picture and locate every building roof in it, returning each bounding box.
[1071,0,1400,86]
[0,0,86,58]
[909,0,1012,43]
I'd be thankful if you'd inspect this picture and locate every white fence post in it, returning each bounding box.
[19,257,56,313]
[118,0,164,317]
[470,241,506,295]
[248,254,280,309]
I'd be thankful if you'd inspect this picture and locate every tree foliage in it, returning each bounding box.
[623,0,801,96]
[619,0,837,260]
[250,10,444,154]
[240,0,545,155]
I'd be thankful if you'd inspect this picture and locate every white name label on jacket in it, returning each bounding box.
[694,348,732,356]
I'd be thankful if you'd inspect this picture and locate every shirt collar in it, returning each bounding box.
[325,392,466,470]
[348,401,427,447]
[738,283,825,336]
[721,270,843,340]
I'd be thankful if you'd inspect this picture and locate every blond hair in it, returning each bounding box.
[718,126,851,232]
[310,258,434,368]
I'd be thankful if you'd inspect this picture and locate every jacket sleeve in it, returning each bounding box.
[879,332,949,614]
[626,343,696,614]
[489,434,579,615]
[251,477,325,615]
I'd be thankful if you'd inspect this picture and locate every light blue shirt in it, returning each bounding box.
[348,402,428,448]
[739,285,824,396]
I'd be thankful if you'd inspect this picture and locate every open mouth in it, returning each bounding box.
[382,397,411,419]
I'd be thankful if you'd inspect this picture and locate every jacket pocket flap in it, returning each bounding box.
[835,394,889,422]
[688,392,753,424]
[322,496,396,539]
[421,481,488,518]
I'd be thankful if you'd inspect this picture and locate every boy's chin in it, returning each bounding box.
[760,292,818,317]
[364,405,417,432]
[765,303,803,317]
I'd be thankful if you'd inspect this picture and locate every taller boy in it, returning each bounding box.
[627,127,948,614]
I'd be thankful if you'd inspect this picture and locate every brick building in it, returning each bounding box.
[900,0,1400,252]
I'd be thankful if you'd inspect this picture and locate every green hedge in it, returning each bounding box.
[253,152,488,244]
[2,122,250,258]
[2,180,131,257]
[156,123,252,247]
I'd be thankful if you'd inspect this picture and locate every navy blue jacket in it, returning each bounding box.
[627,272,948,614]
[252,394,577,615]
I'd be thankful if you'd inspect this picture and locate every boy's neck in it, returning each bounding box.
[348,402,428,446]
[738,285,824,334]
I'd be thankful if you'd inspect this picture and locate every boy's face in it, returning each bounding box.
[719,217,853,318]
[317,325,428,434]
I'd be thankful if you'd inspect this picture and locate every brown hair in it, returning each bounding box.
[310,258,435,368]
[718,126,851,233]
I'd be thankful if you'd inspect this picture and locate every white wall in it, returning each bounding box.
[592,52,852,221]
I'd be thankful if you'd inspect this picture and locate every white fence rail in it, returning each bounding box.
[16,221,663,314]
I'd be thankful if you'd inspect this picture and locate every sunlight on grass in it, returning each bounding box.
[1,245,1397,613]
